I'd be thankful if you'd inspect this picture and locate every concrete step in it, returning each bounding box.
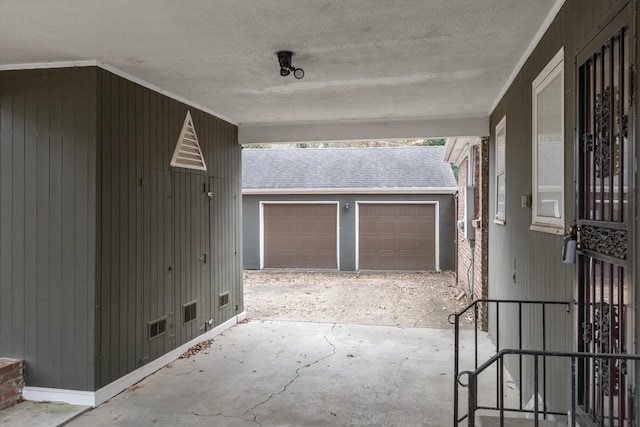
[478,415,566,427]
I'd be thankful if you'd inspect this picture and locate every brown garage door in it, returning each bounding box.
[263,203,337,269]
[359,203,436,270]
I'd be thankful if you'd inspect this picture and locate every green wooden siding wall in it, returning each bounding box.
[95,69,242,388]
[0,68,98,390]
[0,66,241,392]
[488,0,631,410]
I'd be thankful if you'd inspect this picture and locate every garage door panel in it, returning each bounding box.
[264,204,337,269]
[267,237,336,252]
[314,237,337,250]
[359,203,435,270]
[359,223,377,234]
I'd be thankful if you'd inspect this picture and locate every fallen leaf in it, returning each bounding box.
[179,339,214,359]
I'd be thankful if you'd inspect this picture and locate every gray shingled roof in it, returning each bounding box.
[242,146,457,191]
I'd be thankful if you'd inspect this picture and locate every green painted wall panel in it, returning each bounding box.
[0,66,240,391]
[95,69,241,388]
[0,68,98,390]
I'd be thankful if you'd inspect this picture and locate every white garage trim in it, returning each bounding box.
[259,201,340,270]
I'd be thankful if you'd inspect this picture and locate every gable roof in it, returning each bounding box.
[242,146,457,194]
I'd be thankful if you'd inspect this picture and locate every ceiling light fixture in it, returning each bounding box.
[277,51,304,79]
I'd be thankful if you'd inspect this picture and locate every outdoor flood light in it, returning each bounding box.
[277,51,304,79]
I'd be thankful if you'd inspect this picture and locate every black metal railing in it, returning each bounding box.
[449,299,572,425]
[458,349,640,426]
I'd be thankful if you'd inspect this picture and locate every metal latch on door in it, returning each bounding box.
[562,224,577,264]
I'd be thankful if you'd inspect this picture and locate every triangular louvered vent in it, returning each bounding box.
[170,111,207,171]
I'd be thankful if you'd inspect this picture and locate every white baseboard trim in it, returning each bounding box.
[22,387,95,407]
[23,312,247,407]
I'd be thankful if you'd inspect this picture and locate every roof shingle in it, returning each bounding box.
[242,146,457,191]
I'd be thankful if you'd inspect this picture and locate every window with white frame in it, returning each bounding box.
[532,48,564,231]
[494,116,506,224]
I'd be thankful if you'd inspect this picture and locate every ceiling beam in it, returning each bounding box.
[238,116,489,144]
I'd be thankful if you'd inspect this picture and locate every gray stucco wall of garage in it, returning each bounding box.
[243,193,455,272]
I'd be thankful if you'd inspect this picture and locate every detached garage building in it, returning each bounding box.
[242,146,457,271]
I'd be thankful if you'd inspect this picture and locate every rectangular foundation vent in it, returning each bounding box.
[149,317,167,340]
[183,301,197,324]
[219,292,229,308]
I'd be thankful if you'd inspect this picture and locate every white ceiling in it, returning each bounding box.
[0,0,562,142]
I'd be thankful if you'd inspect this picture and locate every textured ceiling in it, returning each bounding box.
[0,0,561,140]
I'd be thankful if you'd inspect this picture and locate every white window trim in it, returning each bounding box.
[494,116,506,225]
[531,47,564,233]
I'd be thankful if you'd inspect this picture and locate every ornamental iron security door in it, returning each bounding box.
[576,7,635,425]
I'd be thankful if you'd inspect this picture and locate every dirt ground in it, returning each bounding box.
[243,270,471,329]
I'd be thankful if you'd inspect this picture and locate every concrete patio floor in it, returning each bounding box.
[0,319,511,426]
[57,319,501,427]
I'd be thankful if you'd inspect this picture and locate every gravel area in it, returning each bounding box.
[243,270,471,329]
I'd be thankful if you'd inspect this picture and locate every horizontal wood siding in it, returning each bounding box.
[488,0,628,410]
[96,69,241,388]
[0,68,97,390]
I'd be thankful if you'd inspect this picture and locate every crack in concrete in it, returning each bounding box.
[130,402,261,426]
[246,324,338,425]
[215,412,262,426]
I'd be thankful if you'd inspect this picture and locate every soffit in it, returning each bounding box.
[0,0,561,141]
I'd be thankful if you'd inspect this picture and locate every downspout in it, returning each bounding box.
[454,191,459,286]
[466,145,476,300]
